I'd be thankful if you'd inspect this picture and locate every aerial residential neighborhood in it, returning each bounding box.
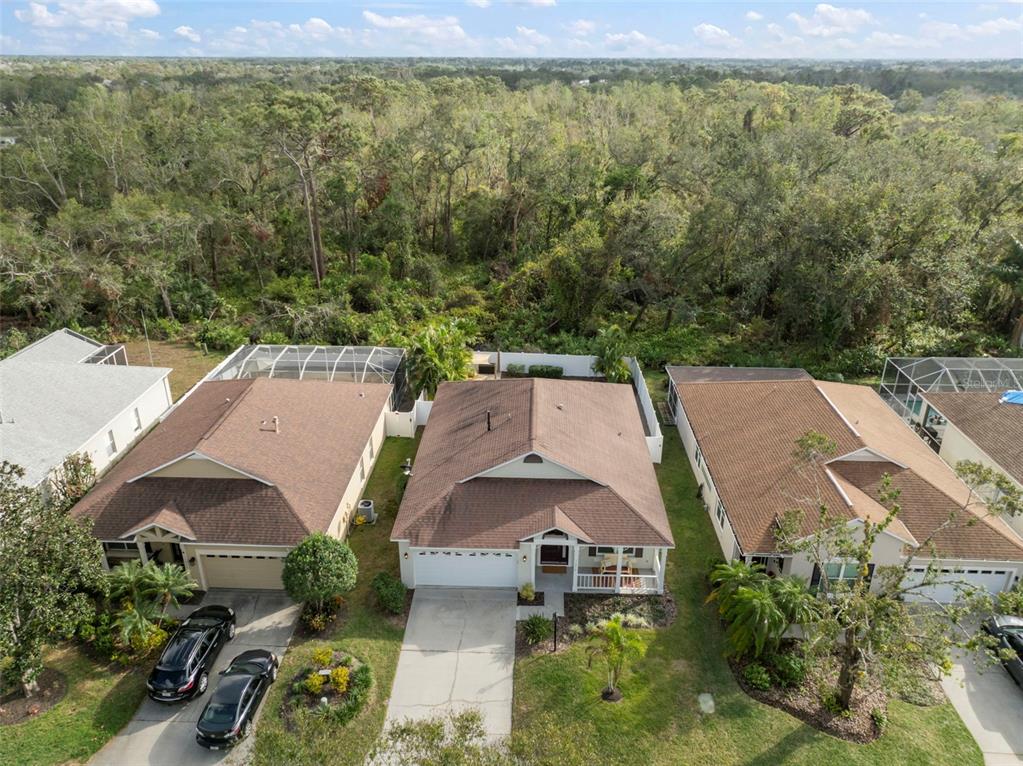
[2,7,1023,766]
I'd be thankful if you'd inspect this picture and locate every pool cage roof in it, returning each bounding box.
[880,356,1023,418]
[209,345,408,408]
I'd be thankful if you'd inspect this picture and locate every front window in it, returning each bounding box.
[106,430,117,456]
[715,501,726,527]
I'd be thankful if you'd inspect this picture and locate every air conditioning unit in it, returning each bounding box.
[357,499,377,525]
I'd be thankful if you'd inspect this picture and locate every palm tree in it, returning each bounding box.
[408,319,473,398]
[585,613,646,701]
[706,560,767,613]
[592,325,631,383]
[143,563,197,627]
[720,584,787,658]
[770,575,820,633]
[107,559,149,605]
[115,598,160,651]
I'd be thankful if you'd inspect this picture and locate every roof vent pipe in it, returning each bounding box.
[486,410,492,432]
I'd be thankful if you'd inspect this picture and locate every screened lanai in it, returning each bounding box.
[210,345,408,408]
[879,356,1023,419]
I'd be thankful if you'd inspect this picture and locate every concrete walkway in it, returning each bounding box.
[385,588,516,742]
[942,650,1023,766]
[91,590,299,766]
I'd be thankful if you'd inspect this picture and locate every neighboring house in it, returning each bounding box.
[667,366,1023,603]
[0,329,172,488]
[391,378,674,594]
[906,393,1023,534]
[72,378,393,590]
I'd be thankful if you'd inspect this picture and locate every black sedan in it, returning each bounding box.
[983,614,1023,686]
[147,605,236,703]
[195,649,279,750]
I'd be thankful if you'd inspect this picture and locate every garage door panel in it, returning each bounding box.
[200,553,285,590]
[413,549,517,588]
[903,566,1013,603]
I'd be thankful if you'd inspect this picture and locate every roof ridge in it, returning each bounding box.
[527,377,538,449]
[674,378,814,387]
[602,483,673,545]
[198,381,255,444]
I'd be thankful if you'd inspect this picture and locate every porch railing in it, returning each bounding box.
[575,572,660,594]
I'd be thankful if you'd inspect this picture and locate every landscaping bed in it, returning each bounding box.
[282,647,372,732]
[0,668,67,725]
[296,595,348,637]
[563,588,677,629]
[730,651,890,744]
[517,591,545,607]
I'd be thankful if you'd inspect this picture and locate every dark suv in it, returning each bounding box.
[147,605,236,703]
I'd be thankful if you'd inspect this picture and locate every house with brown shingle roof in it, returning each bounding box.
[667,367,1023,603]
[72,377,394,590]
[391,378,674,593]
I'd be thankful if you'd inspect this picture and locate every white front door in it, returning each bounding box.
[412,549,518,588]
[903,566,1014,603]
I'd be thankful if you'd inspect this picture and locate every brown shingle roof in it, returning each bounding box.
[921,392,1023,485]
[674,370,1023,561]
[392,378,672,549]
[667,366,811,385]
[73,378,392,545]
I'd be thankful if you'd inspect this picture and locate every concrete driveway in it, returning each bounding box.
[942,650,1023,766]
[91,590,299,766]
[385,588,516,742]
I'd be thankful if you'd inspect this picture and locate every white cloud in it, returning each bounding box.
[510,0,556,6]
[362,11,469,47]
[603,29,684,56]
[744,10,764,22]
[565,18,596,36]
[920,20,967,41]
[138,27,160,39]
[174,25,200,43]
[693,22,740,48]
[765,22,804,47]
[788,4,874,37]
[466,0,491,6]
[865,31,936,49]
[15,0,159,35]
[515,25,550,45]
[966,16,1022,35]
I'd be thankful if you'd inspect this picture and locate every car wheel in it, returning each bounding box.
[228,622,236,640]
[269,665,278,682]
[241,720,251,740]
[197,671,209,695]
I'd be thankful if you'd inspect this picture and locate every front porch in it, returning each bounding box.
[523,534,669,595]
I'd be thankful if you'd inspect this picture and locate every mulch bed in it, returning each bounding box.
[563,588,677,629]
[295,598,349,638]
[515,615,573,658]
[281,652,370,732]
[517,591,545,607]
[0,668,67,725]
[730,653,889,744]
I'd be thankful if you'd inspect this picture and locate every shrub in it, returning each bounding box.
[322,664,372,726]
[259,330,291,345]
[743,663,772,691]
[330,666,350,695]
[348,274,383,313]
[505,363,527,377]
[621,613,650,629]
[870,707,889,732]
[196,320,247,353]
[769,652,806,688]
[519,582,536,602]
[567,623,584,639]
[302,611,329,633]
[820,688,846,715]
[283,533,358,612]
[312,646,334,669]
[372,572,407,615]
[522,614,554,645]
[304,672,325,696]
[528,364,564,379]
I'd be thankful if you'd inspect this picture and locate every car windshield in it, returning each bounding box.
[226,662,264,676]
[201,702,237,726]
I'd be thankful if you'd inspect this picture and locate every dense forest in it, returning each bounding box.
[1,58,1021,376]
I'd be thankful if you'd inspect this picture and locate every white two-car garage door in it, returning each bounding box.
[903,565,1015,603]
[200,553,285,590]
[412,549,517,588]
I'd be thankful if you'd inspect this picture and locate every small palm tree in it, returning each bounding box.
[592,325,631,383]
[143,563,197,627]
[107,559,149,605]
[115,598,160,650]
[707,560,767,613]
[585,613,646,701]
[720,584,787,658]
[771,575,820,631]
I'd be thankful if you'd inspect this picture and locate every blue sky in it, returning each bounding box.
[1,1,1021,58]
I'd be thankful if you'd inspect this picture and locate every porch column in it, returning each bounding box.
[657,548,668,591]
[614,546,624,593]
[571,544,580,593]
[135,537,149,564]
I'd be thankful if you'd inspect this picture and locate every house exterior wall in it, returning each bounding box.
[76,375,172,479]
[670,377,742,561]
[786,523,906,584]
[325,405,388,539]
[481,455,584,480]
[149,455,251,480]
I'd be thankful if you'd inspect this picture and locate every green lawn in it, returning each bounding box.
[252,434,420,766]
[0,645,147,766]
[513,432,982,766]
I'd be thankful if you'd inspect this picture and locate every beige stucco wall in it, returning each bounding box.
[787,522,907,585]
[325,405,388,539]
[481,454,585,480]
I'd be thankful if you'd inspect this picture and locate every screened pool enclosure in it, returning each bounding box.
[879,356,1023,420]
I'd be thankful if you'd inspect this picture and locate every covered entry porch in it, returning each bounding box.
[524,531,669,595]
